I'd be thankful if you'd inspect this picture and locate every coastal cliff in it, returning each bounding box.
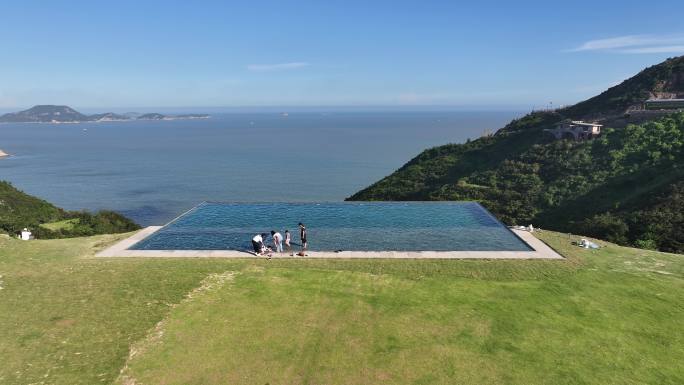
[349,56,684,253]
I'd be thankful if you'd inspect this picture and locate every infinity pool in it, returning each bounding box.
[129,202,532,252]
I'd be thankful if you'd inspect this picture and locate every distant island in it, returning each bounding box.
[0,105,210,123]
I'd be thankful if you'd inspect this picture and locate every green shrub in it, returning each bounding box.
[579,213,629,244]
[0,181,140,238]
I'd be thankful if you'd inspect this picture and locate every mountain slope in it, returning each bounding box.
[89,112,131,121]
[0,105,89,123]
[348,56,684,253]
[0,181,140,238]
[563,56,684,119]
[137,113,166,120]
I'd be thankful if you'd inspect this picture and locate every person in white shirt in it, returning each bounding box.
[252,233,265,255]
[271,230,283,253]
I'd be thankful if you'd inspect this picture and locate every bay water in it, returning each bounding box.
[0,111,519,225]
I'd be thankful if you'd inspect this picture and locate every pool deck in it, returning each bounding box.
[96,226,564,259]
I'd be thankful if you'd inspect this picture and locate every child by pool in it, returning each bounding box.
[284,230,293,256]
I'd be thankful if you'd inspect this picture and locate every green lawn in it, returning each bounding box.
[39,218,80,231]
[0,232,682,384]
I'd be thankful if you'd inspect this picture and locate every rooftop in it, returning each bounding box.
[569,120,603,127]
[646,98,684,102]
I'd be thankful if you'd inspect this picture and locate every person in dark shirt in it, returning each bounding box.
[298,222,307,256]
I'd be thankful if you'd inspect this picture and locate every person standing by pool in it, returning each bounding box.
[298,222,307,256]
[251,233,265,255]
[284,230,293,256]
[271,230,283,253]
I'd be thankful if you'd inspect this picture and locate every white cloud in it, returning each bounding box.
[568,34,684,54]
[619,45,684,54]
[246,62,310,72]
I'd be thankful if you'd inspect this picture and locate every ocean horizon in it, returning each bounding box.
[0,110,521,225]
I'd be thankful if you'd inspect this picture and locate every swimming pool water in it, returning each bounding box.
[129,202,532,252]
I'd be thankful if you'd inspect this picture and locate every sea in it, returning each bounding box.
[0,111,520,225]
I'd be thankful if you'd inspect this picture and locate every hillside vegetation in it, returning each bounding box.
[349,56,684,253]
[563,55,684,118]
[0,181,139,238]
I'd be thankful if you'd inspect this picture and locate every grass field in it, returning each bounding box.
[0,231,682,384]
[39,219,80,231]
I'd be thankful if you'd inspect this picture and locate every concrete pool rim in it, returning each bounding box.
[97,201,563,259]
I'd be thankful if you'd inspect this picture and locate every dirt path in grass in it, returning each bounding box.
[117,271,237,385]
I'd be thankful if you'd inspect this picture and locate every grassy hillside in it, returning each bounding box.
[0,232,682,384]
[349,57,684,253]
[0,181,139,238]
[562,56,684,118]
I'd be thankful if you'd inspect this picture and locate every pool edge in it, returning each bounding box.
[97,227,563,259]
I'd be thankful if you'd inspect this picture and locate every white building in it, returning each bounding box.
[20,228,32,241]
[545,120,602,140]
[644,98,684,110]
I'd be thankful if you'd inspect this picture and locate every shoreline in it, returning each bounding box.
[0,116,211,125]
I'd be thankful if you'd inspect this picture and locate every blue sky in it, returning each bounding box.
[1,0,683,110]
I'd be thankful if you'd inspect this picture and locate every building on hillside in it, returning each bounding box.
[20,228,32,241]
[545,120,602,140]
[644,98,684,110]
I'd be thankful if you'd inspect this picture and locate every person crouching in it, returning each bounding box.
[252,233,266,255]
